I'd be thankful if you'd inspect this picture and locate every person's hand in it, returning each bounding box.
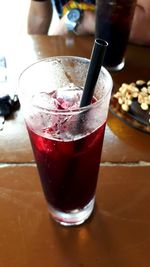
[50,10,95,35]
[129,0,150,45]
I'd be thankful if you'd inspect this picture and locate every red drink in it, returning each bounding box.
[19,56,112,225]
[27,122,105,212]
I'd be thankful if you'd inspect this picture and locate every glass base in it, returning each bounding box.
[105,59,125,72]
[48,197,95,226]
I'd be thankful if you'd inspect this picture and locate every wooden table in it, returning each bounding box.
[0,35,150,267]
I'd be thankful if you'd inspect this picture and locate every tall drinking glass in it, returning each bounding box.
[19,56,113,226]
[96,0,137,71]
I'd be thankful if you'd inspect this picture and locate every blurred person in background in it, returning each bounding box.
[27,0,150,45]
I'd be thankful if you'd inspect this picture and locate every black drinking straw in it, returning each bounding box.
[80,39,108,108]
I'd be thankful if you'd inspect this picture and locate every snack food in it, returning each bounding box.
[113,80,150,126]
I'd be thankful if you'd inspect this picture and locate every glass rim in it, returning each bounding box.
[18,56,113,115]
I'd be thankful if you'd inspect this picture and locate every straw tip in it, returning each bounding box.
[95,38,108,47]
